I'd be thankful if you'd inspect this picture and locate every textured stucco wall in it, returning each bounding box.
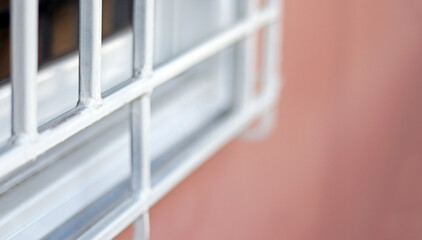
[116,0,422,239]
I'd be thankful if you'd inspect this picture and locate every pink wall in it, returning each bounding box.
[116,0,422,239]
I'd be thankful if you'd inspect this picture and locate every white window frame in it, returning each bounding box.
[0,0,281,239]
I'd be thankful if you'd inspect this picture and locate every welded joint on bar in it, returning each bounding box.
[141,69,154,80]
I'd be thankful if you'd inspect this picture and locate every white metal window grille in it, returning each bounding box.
[0,0,281,239]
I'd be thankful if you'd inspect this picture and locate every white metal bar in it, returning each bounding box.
[130,100,142,197]
[144,0,155,76]
[79,0,102,107]
[11,0,38,141]
[246,0,259,102]
[132,1,154,238]
[242,0,282,139]
[133,213,150,240]
[133,0,154,77]
[130,96,151,197]
[235,0,259,109]
[131,0,154,200]
[131,96,151,240]
[262,0,281,93]
[133,0,144,77]
[0,7,278,180]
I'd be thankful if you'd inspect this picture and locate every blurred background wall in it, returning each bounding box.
[117,0,422,239]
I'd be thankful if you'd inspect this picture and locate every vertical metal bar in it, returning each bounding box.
[11,0,39,141]
[133,212,150,240]
[133,0,155,78]
[243,0,281,139]
[130,99,142,198]
[131,96,151,198]
[246,0,259,100]
[215,0,235,110]
[132,1,155,239]
[132,0,144,78]
[130,95,151,240]
[79,0,102,107]
[235,0,258,109]
[262,0,281,93]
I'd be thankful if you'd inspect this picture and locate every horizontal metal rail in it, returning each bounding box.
[0,7,278,180]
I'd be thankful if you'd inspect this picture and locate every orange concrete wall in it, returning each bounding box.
[117,0,422,239]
